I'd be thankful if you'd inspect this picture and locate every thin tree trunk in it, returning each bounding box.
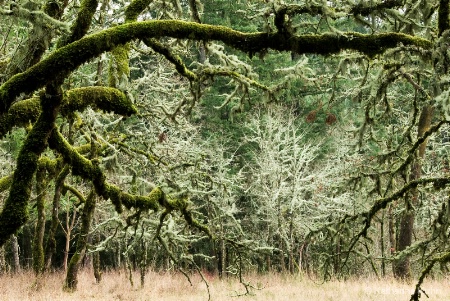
[65,190,96,290]
[0,244,5,274]
[63,204,77,272]
[288,214,295,273]
[10,234,20,273]
[393,105,433,279]
[139,240,147,287]
[380,211,386,277]
[33,166,47,275]
[93,251,102,283]
[45,165,70,271]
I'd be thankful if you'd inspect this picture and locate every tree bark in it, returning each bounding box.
[0,243,5,274]
[93,251,102,283]
[65,190,96,290]
[10,234,20,273]
[33,165,47,275]
[45,165,70,271]
[393,105,433,279]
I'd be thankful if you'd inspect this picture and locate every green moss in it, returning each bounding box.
[57,0,98,48]
[0,88,63,247]
[0,87,137,138]
[284,32,432,58]
[38,156,58,174]
[0,21,432,114]
[0,174,13,192]
[33,166,47,275]
[0,97,41,138]
[62,86,137,116]
[124,0,153,22]
[108,45,131,88]
[108,0,152,89]
[49,129,160,213]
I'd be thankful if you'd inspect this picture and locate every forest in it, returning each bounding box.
[0,0,449,300]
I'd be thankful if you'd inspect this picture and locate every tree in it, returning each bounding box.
[1,0,450,298]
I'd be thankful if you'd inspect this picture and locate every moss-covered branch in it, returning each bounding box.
[57,0,98,47]
[410,251,450,301]
[62,87,137,116]
[124,0,153,22]
[365,177,450,229]
[1,4,69,32]
[48,128,211,237]
[48,128,161,213]
[0,86,136,138]
[143,38,197,81]
[274,1,404,32]
[0,21,432,114]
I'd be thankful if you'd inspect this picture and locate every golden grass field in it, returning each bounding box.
[0,269,448,301]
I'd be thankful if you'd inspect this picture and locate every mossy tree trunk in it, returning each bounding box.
[65,190,96,290]
[32,165,48,275]
[393,105,434,279]
[45,165,70,271]
[139,240,147,287]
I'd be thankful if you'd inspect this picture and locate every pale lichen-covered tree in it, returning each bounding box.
[0,0,450,299]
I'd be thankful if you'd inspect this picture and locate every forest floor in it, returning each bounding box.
[0,269,449,301]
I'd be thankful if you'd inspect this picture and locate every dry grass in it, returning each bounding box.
[0,270,449,301]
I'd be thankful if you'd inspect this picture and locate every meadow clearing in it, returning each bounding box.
[0,270,448,301]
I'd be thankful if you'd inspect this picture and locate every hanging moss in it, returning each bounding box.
[109,0,153,89]
[108,45,131,88]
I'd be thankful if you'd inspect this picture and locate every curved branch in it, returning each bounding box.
[49,128,212,237]
[0,20,432,114]
[48,128,161,213]
[410,251,450,301]
[57,0,98,47]
[0,86,136,138]
[1,4,69,32]
[143,38,197,81]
